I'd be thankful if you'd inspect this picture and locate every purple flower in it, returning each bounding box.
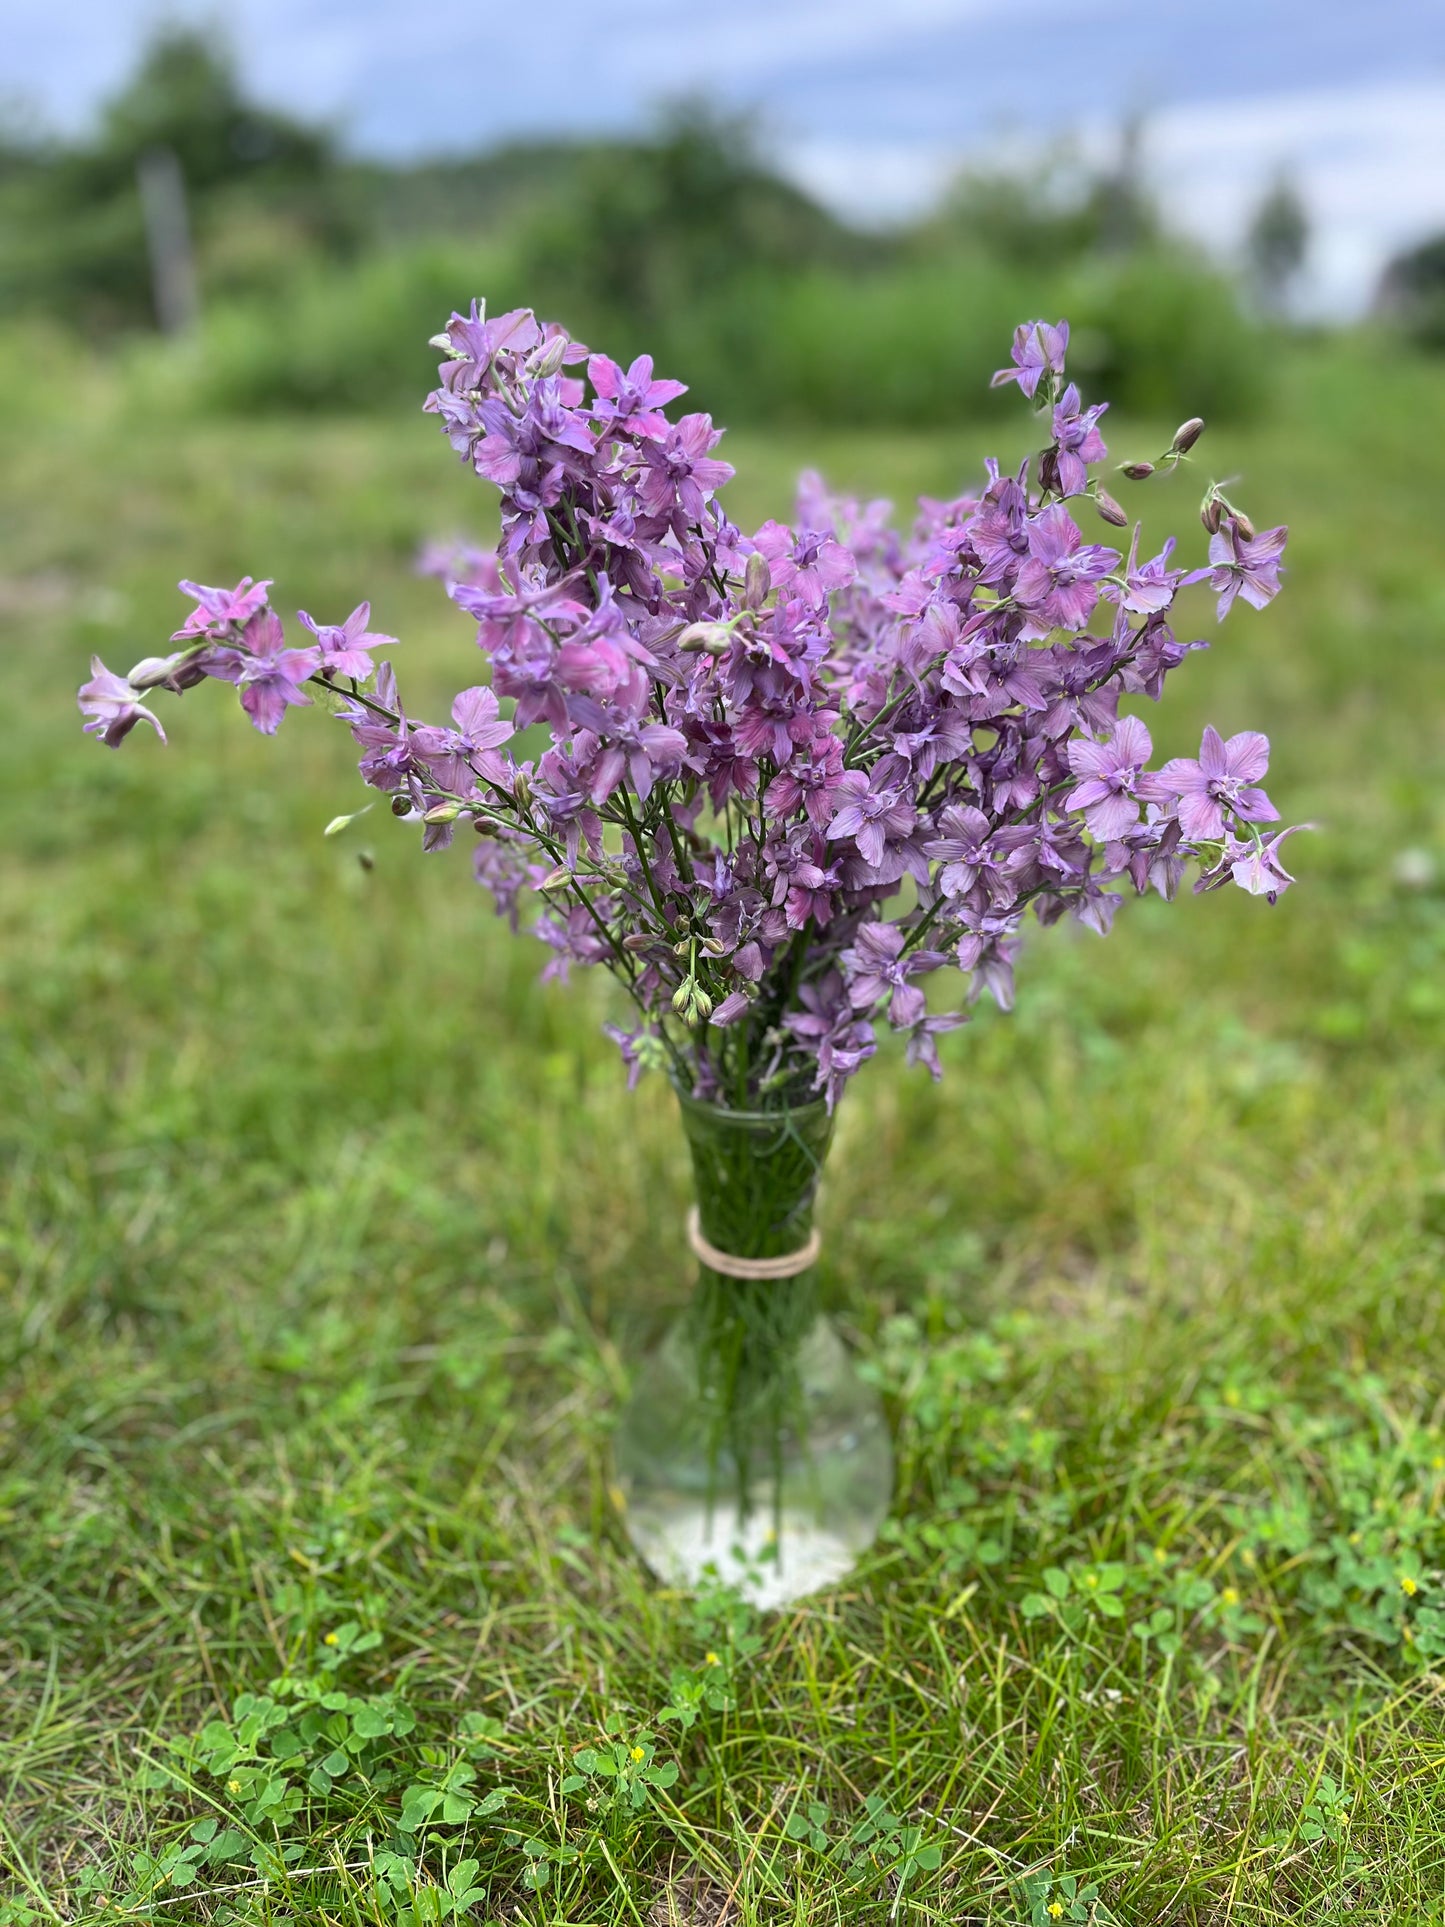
[923,804,1011,903]
[991,320,1069,400]
[750,522,858,607]
[826,767,917,870]
[1143,725,1278,842]
[904,1011,967,1081]
[1208,517,1288,619]
[636,414,734,526]
[587,352,687,439]
[841,921,945,1029]
[566,701,687,804]
[210,610,320,735]
[78,657,168,747]
[297,602,398,680]
[1046,384,1108,498]
[171,576,271,642]
[84,306,1302,1107]
[1064,715,1154,840]
[1108,532,1199,616]
[1014,506,1119,634]
[1228,825,1304,901]
[411,686,514,795]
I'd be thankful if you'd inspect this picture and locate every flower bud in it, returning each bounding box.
[677,622,731,657]
[1171,417,1206,455]
[1233,509,1256,540]
[744,551,772,610]
[1200,494,1223,534]
[1093,488,1128,528]
[423,802,461,824]
[531,333,570,378]
[537,866,572,892]
[1119,461,1155,481]
[510,770,531,809]
[126,654,179,690]
[472,814,498,837]
[325,805,373,837]
[622,933,654,952]
[428,331,455,353]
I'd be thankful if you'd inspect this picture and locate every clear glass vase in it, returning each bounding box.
[613,1087,893,1607]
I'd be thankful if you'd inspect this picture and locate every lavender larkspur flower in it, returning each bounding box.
[991,319,1069,400]
[1208,517,1288,618]
[1046,383,1108,498]
[79,302,1303,1109]
[79,658,168,746]
[297,602,399,680]
[210,610,320,734]
[1064,716,1154,841]
[1144,725,1277,842]
[1014,505,1119,634]
[171,576,272,641]
[411,686,514,795]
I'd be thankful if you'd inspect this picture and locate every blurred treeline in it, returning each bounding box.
[0,27,1310,427]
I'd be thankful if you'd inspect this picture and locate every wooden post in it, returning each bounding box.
[137,145,199,335]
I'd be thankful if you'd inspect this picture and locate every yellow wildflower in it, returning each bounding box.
[1221,1587,1239,1607]
[704,1651,721,1667]
[630,1745,646,1762]
[1047,1904,1065,1919]
[324,1631,339,1646]
[1401,1575,1419,1596]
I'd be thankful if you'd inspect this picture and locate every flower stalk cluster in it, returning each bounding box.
[80,309,1299,1108]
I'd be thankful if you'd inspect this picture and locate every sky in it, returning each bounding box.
[9,0,1445,314]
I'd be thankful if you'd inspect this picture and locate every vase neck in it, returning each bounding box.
[676,1092,835,1263]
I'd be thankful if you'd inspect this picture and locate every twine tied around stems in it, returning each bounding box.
[685,1207,821,1281]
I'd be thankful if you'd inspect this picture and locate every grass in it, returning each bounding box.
[4,328,1445,1923]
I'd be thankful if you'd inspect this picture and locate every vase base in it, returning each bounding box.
[623,1496,870,1609]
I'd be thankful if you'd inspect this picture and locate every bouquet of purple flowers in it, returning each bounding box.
[79,306,1296,1112]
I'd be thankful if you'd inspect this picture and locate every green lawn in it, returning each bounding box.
[4,335,1445,1924]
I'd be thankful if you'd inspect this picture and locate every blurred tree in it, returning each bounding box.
[1246,173,1309,316]
[1374,233,1445,352]
[0,27,355,328]
[515,104,859,344]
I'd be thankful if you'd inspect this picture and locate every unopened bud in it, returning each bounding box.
[677,622,731,657]
[126,653,180,690]
[428,331,455,353]
[1170,417,1205,455]
[1233,509,1256,540]
[510,770,531,809]
[691,987,713,1020]
[472,815,498,837]
[532,333,570,378]
[744,551,772,610]
[324,805,372,837]
[1119,461,1155,481]
[1200,494,1223,535]
[671,979,693,1013]
[537,866,572,892]
[1093,488,1128,528]
[622,933,654,953]
[423,802,461,824]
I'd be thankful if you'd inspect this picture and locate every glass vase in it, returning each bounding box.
[613,1087,893,1607]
